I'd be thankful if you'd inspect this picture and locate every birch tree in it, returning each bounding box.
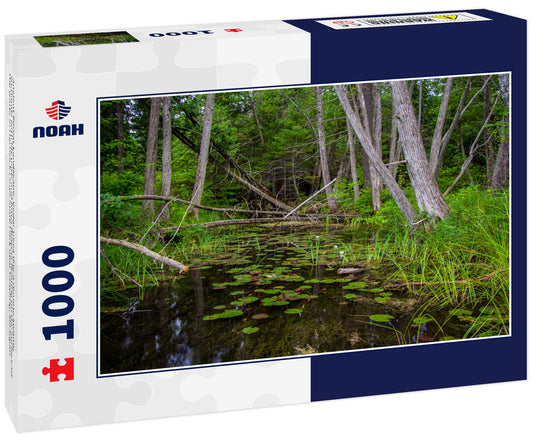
[142,97,161,212]
[391,80,449,220]
[160,96,172,219]
[334,85,417,224]
[347,121,360,201]
[191,93,215,219]
[116,101,125,175]
[491,74,510,189]
[357,83,382,211]
[316,86,338,213]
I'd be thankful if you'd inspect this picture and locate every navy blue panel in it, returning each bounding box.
[310,337,526,401]
[286,9,526,84]
[285,9,527,402]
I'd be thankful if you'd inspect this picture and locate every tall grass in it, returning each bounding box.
[352,186,510,337]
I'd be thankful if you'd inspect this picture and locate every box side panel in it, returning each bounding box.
[5,37,19,430]
[10,24,312,431]
[305,15,527,402]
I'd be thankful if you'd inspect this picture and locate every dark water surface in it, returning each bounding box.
[100,228,469,374]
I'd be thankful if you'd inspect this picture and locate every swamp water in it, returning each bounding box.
[100,227,471,374]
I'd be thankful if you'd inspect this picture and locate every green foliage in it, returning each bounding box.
[242,326,259,334]
[368,314,394,323]
[101,170,142,196]
[363,186,509,336]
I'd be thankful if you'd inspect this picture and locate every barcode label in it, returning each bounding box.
[317,12,490,30]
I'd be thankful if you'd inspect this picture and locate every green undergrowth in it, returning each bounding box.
[353,186,509,337]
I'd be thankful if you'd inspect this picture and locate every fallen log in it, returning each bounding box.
[160,217,309,231]
[337,268,367,275]
[100,236,188,274]
[159,214,353,232]
[102,194,292,216]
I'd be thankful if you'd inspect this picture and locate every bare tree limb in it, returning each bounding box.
[100,236,188,274]
[444,92,500,196]
[102,194,293,216]
[159,213,352,232]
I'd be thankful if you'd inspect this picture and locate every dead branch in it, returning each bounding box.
[106,194,292,216]
[158,214,352,232]
[100,236,188,274]
[99,246,141,287]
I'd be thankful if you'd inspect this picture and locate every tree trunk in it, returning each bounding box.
[191,93,215,219]
[171,121,285,208]
[334,85,417,224]
[160,96,172,219]
[434,78,474,178]
[142,97,161,212]
[445,93,499,196]
[116,101,125,175]
[429,78,454,177]
[316,87,338,213]
[388,91,402,180]
[491,74,510,189]
[417,80,423,128]
[483,76,495,184]
[358,84,382,210]
[391,81,449,220]
[250,91,265,145]
[347,120,360,201]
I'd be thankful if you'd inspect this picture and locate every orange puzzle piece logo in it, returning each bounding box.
[42,358,74,382]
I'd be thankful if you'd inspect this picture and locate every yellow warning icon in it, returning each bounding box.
[432,15,458,20]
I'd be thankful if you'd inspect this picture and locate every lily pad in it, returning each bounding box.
[254,288,281,294]
[374,296,391,303]
[251,313,269,320]
[368,314,394,323]
[284,308,303,315]
[219,309,243,318]
[213,305,226,310]
[240,296,259,304]
[212,285,228,290]
[261,297,276,306]
[412,315,433,325]
[271,300,290,306]
[344,293,360,299]
[343,282,368,290]
[369,288,385,293]
[231,296,258,306]
[203,314,222,321]
[234,274,253,280]
[242,326,259,334]
[279,275,305,282]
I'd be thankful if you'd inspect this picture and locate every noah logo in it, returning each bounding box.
[45,100,71,120]
[33,100,84,139]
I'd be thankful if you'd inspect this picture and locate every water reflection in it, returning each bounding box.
[100,229,468,374]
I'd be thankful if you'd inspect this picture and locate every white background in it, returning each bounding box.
[1,1,531,443]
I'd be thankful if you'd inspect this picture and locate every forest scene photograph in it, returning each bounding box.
[99,73,510,374]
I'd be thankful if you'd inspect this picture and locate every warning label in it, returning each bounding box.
[317,12,490,30]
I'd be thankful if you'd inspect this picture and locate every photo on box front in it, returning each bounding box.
[98,73,510,375]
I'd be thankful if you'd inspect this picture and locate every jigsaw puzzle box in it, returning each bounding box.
[5,9,526,431]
